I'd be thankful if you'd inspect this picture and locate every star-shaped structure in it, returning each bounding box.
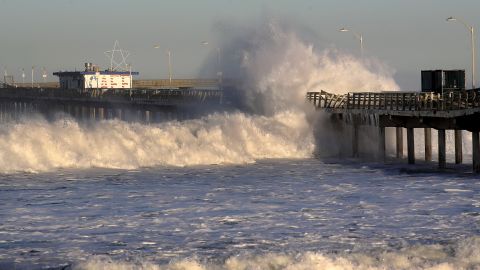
[104,40,130,71]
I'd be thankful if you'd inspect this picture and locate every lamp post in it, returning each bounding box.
[21,68,25,84]
[42,67,47,83]
[3,67,7,85]
[153,45,173,87]
[339,27,363,58]
[446,16,475,89]
[31,66,35,88]
[167,50,172,86]
[201,41,222,86]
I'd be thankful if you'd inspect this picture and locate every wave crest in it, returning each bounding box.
[0,111,314,173]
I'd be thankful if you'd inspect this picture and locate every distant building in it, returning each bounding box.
[53,63,139,90]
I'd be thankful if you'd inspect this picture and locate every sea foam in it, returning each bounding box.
[75,237,480,270]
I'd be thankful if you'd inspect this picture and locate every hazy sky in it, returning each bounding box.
[0,0,479,90]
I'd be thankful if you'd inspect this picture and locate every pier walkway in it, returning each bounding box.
[307,89,480,172]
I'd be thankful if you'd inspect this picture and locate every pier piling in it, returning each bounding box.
[98,107,105,120]
[396,127,403,158]
[438,129,446,169]
[473,131,480,173]
[378,126,386,161]
[424,128,432,162]
[454,130,463,164]
[145,110,151,124]
[407,128,415,164]
[352,123,359,158]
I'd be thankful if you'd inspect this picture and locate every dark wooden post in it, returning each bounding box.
[407,128,415,164]
[352,123,359,158]
[116,108,123,120]
[89,106,95,120]
[454,130,463,164]
[378,126,386,161]
[438,129,446,169]
[145,110,151,124]
[98,107,105,120]
[424,128,432,162]
[396,127,403,158]
[473,131,480,173]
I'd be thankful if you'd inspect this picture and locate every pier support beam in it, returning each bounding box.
[407,128,415,164]
[81,106,88,120]
[378,126,386,161]
[396,127,403,158]
[438,129,446,169]
[454,130,463,164]
[145,110,151,124]
[89,107,95,120]
[74,106,81,119]
[352,124,359,158]
[116,109,123,120]
[473,131,480,173]
[424,128,432,162]
[98,107,105,120]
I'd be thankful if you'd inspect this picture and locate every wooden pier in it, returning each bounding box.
[307,89,480,172]
[0,86,223,123]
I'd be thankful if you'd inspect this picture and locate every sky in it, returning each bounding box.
[0,0,479,90]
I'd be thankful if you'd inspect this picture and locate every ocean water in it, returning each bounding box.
[0,158,479,269]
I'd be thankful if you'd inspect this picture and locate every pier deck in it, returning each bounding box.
[0,86,223,123]
[0,87,223,107]
[307,89,480,172]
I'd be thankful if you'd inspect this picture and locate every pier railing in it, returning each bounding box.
[307,89,480,112]
[0,87,223,106]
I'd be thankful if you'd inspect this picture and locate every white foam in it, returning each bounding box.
[230,21,399,115]
[0,111,313,173]
[74,237,480,270]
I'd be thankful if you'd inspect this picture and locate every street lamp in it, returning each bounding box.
[21,68,25,84]
[31,66,35,88]
[200,41,222,85]
[446,16,475,89]
[153,45,173,87]
[42,67,47,83]
[339,27,363,58]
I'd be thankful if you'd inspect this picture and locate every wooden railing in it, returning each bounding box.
[307,89,480,112]
[0,87,223,105]
[3,80,219,90]
[132,79,219,89]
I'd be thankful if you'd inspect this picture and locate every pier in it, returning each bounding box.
[1,60,225,123]
[0,86,223,123]
[307,89,480,172]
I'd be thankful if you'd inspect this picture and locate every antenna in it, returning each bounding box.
[104,40,130,71]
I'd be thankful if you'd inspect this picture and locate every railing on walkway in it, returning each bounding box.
[307,89,480,112]
[0,87,223,106]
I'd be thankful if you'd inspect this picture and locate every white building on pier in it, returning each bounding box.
[53,63,139,90]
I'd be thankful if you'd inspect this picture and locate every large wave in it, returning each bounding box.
[0,112,312,173]
[2,21,399,173]
[220,21,398,115]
